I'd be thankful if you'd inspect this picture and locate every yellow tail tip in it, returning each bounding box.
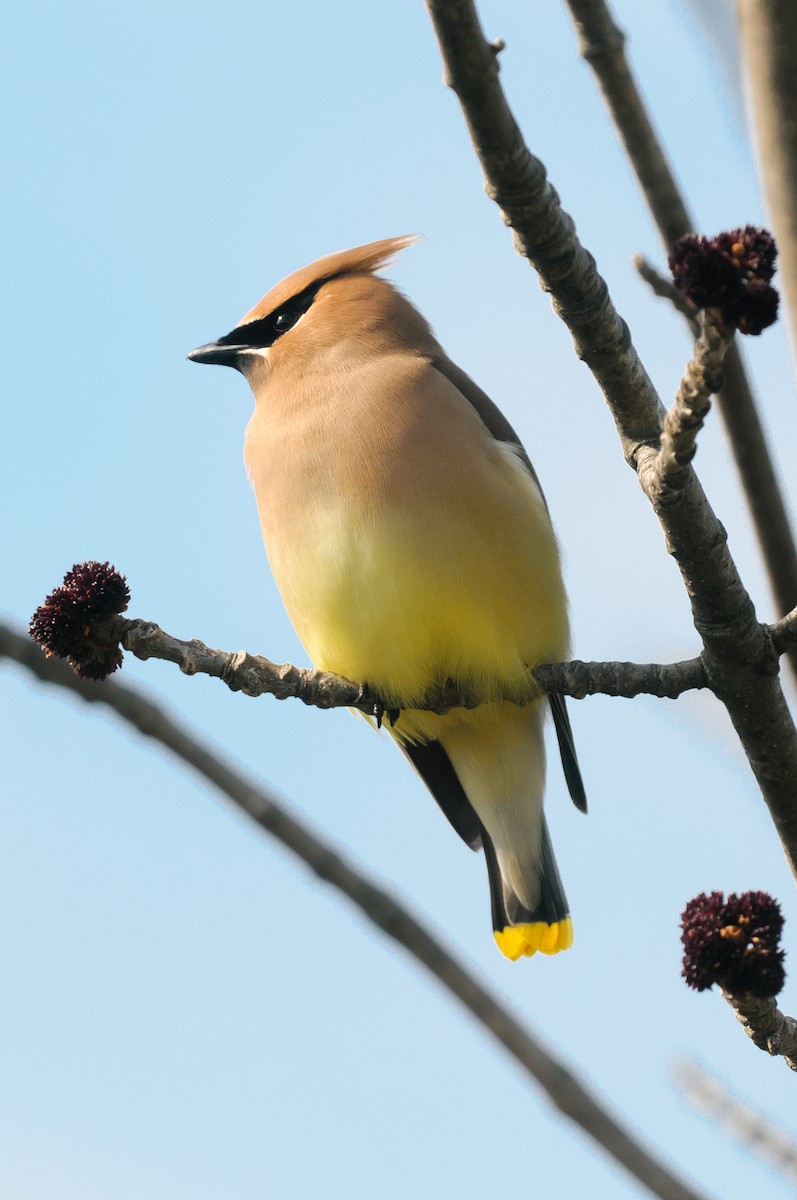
[494,918,574,960]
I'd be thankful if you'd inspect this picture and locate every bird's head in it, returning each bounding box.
[187,235,430,384]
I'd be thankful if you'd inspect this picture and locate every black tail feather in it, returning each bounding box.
[480,817,569,932]
[534,819,570,925]
[480,820,510,932]
[550,693,587,813]
[401,739,482,849]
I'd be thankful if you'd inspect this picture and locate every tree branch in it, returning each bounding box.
[116,616,712,704]
[721,990,797,1073]
[565,0,797,670]
[634,256,699,328]
[739,0,797,367]
[638,312,733,502]
[534,656,707,700]
[673,1060,797,1178]
[771,606,797,653]
[425,0,666,454]
[25,607,715,709]
[423,0,797,882]
[564,0,689,246]
[0,617,714,1200]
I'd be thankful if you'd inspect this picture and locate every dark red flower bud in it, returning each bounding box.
[735,279,780,336]
[681,890,786,998]
[668,225,779,335]
[29,561,129,680]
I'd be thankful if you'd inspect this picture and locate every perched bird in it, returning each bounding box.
[188,236,586,960]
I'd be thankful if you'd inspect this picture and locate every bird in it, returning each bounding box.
[188,236,586,960]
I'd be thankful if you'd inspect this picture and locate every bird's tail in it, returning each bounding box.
[400,701,574,961]
[481,815,573,960]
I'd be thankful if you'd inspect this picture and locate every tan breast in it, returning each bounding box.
[243,352,569,706]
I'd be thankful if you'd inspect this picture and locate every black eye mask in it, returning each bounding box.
[217,280,325,350]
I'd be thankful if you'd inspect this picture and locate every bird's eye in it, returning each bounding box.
[274,309,299,333]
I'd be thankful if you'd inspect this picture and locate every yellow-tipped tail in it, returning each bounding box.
[494,917,574,960]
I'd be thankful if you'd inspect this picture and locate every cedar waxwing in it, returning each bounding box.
[188,236,586,960]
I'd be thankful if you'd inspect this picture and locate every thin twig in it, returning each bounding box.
[636,258,797,679]
[721,990,797,1073]
[534,656,707,699]
[118,617,395,713]
[716,347,797,654]
[771,605,797,653]
[113,615,709,706]
[27,610,716,708]
[673,1060,797,1182]
[640,313,734,502]
[423,0,797,882]
[565,0,797,668]
[634,256,698,329]
[0,617,714,1200]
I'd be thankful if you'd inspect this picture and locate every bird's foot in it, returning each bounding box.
[371,699,400,730]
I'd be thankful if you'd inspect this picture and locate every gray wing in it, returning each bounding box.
[431,355,587,814]
[431,355,544,495]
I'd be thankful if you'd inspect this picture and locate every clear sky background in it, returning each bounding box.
[3,2,797,1197]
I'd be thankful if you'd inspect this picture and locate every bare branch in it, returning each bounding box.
[637,258,797,682]
[565,0,797,667]
[119,615,710,704]
[721,990,797,1073]
[771,606,797,653]
[673,1060,797,1180]
[118,617,386,711]
[714,347,797,646]
[0,617,714,1200]
[534,657,707,700]
[425,0,666,455]
[634,256,699,328]
[739,0,797,366]
[639,313,733,501]
[423,0,797,881]
[27,609,715,708]
[564,0,690,246]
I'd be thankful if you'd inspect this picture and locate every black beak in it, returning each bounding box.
[186,342,248,367]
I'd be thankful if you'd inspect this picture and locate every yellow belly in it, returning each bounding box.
[244,355,570,710]
[262,450,567,709]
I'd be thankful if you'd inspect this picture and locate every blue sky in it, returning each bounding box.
[3,1,797,1197]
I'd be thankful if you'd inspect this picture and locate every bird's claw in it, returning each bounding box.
[372,700,400,730]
